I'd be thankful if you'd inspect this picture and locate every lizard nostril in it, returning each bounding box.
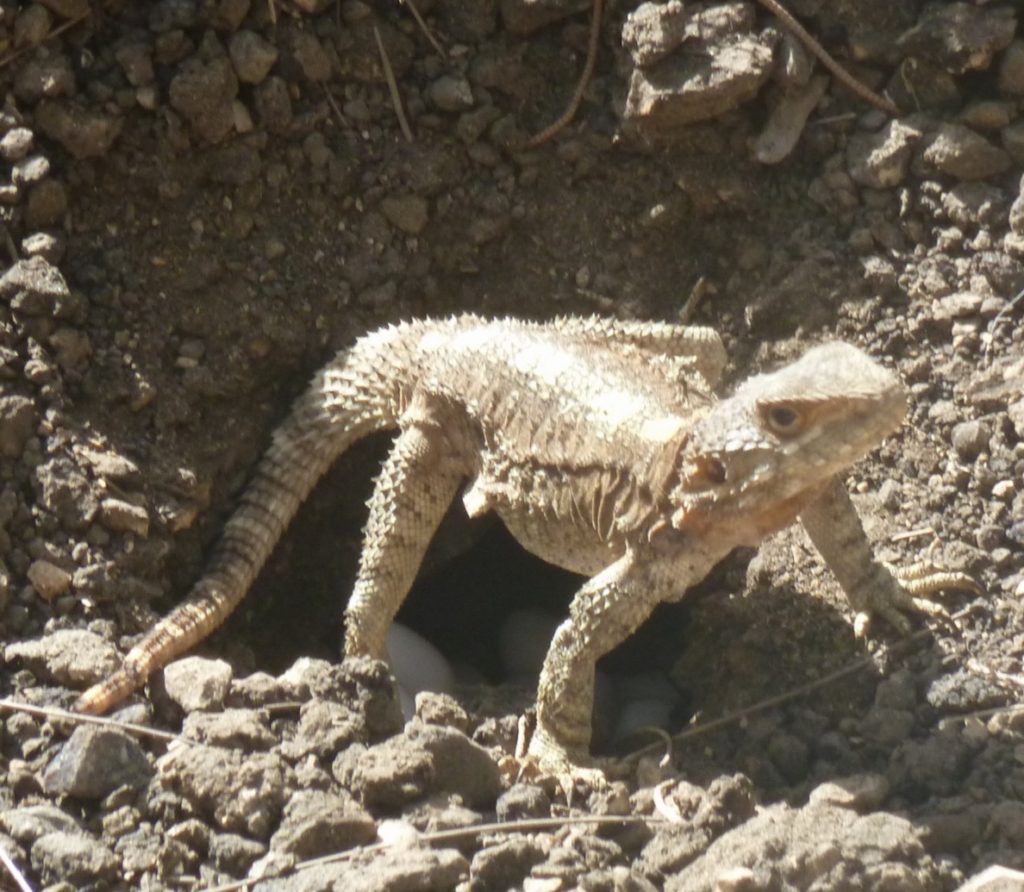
[701,456,727,485]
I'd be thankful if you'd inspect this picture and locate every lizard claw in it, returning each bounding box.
[506,717,619,801]
[854,561,982,638]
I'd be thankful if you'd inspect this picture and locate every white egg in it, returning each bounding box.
[386,622,455,721]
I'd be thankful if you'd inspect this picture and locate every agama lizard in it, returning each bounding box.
[76,317,970,781]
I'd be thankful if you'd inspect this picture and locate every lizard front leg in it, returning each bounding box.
[528,550,675,782]
[799,477,978,635]
[344,411,467,660]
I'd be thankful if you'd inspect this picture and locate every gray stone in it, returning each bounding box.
[26,559,72,600]
[34,99,123,158]
[43,726,152,798]
[115,39,155,87]
[622,0,753,68]
[169,56,239,143]
[408,724,503,807]
[950,419,990,460]
[919,123,1012,180]
[0,257,74,318]
[78,446,141,482]
[14,4,52,47]
[931,291,985,322]
[622,0,690,67]
[269,789,376,857]
[5,629,120,686]
[20,231,66,263]
[333,740,434,812]
[896,3,1016,74]
[809,774,890,810]
[11,155,49,188]
[15,55,75,103]
[35,455,99,529]
[183,708,276,750]
[664,801,934,892]
[1005,122,1024,168]
[0,127,33,162]
[99,496,150,536]
[164,656,233,712]
[0,805,82,844]
[210,831,266,875]
[381,195,429,234]
[228,30,278,84]
[25,179,68,228]
[1008,399,1024,439]
[999,40,1024,96]
[156,744,289,839]
[623,35,773,132]
[254,75,292,133]
[265,845,468,892]
[0,395,37,459]
[288,31,332,82]
[49,325,91,370]
[279,698,363,760]
[427,75,474,112]
[941,182,1006,228]
[470,837,547,890]
[496,783,552,821]
[957,866,1024,892]
[209,0,251,30]
[31,831,118,886]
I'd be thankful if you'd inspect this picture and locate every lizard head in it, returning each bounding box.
[668,342,907,539]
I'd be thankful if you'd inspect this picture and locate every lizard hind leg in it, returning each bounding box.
[343,416,468,661]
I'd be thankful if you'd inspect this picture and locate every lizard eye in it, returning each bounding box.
[761,404,803,436]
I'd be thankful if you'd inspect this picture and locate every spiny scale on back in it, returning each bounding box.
[75,314,958,786]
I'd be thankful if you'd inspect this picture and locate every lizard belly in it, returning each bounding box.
[495,504,622,576]
[462,470,623,576]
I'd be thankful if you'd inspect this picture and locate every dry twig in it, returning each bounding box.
[0,10,91,70]
[526,0,604,147]
[0,698,180,745]
[374,25,414,141]
[757,0,898,115]
[401,0,445,59]
[201,813,665,892]
[624,604,978,766]
[0,843,33,892]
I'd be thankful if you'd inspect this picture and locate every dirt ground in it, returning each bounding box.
[0,0,1022,889]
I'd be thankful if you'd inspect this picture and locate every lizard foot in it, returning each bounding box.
[503,716,621,800]
[853,561,983,637]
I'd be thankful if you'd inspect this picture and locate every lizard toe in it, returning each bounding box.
[860,561,982,636]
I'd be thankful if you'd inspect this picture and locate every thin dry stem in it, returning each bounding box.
[201,813,665,892]
[374,25,414,141]
[0,697,180,744]
[757,0,899,115]
[401,0,445,59]
[526,0,604,147]
[0,843,34,892]
[0,10,90,70]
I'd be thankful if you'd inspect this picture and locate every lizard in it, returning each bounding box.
[75,316,972,781]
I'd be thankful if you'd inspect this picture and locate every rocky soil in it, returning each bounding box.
[0,0,1022,889]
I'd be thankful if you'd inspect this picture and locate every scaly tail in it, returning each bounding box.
[75,321,431,714]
